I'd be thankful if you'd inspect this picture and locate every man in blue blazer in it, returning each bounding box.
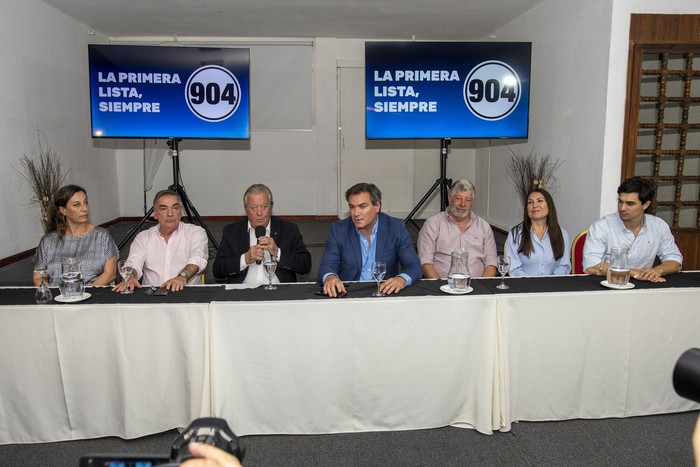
[318,182,422,297]
[213,184,311,284]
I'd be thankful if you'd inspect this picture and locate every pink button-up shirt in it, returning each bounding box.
[125,222,208,286]
[417,210,498,278]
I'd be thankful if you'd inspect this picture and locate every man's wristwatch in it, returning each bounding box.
[178,271,190,281]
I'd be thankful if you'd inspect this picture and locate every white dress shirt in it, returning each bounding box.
[583,213,683,270]
[239,222,281,285]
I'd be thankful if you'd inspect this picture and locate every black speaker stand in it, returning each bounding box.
[404,138,453,230]
[117,138,219,251]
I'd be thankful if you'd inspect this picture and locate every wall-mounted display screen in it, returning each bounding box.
[88,45,250,139]
[365,41,531,139]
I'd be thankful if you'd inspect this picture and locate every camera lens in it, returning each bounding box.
[673,348,700,404]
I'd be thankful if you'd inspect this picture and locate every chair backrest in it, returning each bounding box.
[571,230,588,274]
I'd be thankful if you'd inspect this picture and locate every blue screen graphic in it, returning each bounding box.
[365,42,531,139]
[88,45,250,139]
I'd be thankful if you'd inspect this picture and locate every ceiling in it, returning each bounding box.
[42,0,543,40]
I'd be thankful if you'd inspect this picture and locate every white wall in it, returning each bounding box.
[5,0,696,260]
[475,0,614,236]
[478,0,699,237]
[600,0,700,216]
[113,38,339,219]
[0,0,119,259]
[114,38,476,219]
[334,40,476,219]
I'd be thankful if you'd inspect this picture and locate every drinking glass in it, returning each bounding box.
[118,260,134,294]
[34,268,53,304]
[496,255,510,290]
[263,257,278,290]
[371,261,387,297]
[61,257,81,278]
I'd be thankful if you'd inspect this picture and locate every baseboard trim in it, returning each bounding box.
[0,216,339,267]
[0,249,36,268]
[0,217,125,268]
[1,216,502,268]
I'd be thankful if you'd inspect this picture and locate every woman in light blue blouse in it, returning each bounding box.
[505,188,571,276]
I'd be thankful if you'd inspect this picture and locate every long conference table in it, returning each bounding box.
[1,273,699,444]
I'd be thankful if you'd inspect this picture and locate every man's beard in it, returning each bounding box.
[449,206,470,220]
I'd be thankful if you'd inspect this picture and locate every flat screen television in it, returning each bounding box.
[365,41,531,139]
[88,44,250,139]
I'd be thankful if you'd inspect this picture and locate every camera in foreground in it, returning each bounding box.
[79,417,240,467]
[673,348,700,404]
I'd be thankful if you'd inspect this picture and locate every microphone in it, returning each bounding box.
[255,226,266,265]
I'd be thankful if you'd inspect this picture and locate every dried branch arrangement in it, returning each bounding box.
[504,147,564,204]
[13,130,69,233]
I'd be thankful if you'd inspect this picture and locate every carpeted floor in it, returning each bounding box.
[1,411,697,466]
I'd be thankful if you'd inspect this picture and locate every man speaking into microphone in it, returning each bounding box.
[213,184,311,284]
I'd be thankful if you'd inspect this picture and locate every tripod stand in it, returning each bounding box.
[404,138,453,229]
[117,138,220,250]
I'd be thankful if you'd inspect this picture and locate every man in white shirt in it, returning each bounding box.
[583,177,682,282]
[113,190,208,292]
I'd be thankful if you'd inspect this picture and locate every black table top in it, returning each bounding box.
[0,284,222,306]
[2,272,698,306]
[211,271,700,302]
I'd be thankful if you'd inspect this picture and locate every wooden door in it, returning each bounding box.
[623,15,700,269]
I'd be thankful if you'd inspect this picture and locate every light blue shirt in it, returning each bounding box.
[582,213,683,270]
[505,225,571,276]
[357,218,379,280]
[322,216,413,285]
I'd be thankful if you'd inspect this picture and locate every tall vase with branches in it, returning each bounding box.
[504,147,564,204]
[13,129,70,233]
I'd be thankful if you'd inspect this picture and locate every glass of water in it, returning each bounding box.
[263,257,278,290]
[371,261,387,297]
[34,268,53,304]
[118,260,134,294]
[496,255,510,290]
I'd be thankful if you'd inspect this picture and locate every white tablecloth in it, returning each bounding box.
[2,278,699,444]
[498,288,700,430]
[0,302,210,443]
[210,294,500,435]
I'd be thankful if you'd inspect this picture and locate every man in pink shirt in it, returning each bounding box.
[417,179,498,278]
[112,190,208,292]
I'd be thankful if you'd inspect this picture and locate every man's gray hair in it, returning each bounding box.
[449,179,476,197]
[152,189,182,208]
[243,183,274,207]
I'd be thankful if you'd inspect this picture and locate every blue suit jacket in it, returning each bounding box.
[317,212,422,284]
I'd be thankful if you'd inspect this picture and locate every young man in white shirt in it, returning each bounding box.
[583,177,682,282]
